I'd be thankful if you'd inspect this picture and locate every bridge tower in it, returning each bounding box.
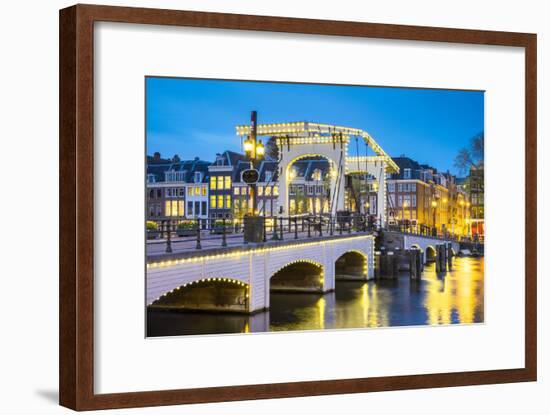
[236,121,399,224]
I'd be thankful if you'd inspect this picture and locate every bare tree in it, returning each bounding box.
[265,136,279,161]
[454,132,484,175]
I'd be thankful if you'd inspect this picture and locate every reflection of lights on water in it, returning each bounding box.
[424,257,484,325]
[316,297,326,329]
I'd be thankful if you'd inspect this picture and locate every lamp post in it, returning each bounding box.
[459,199,465,237]
[242,111,265,243]
[402,199,409,231]
[466,201,471,238]
[431,199,437,236]
[243,111,265,215]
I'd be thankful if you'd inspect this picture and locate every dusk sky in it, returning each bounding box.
[146,77,484,176]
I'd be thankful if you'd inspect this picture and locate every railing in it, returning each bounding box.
[146,214,378,255]
[386,223,477,243]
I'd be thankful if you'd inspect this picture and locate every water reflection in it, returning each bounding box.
[147,257,484,337]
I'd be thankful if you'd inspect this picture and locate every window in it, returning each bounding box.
[289,199,296,214]
[225,195,231,209]
[157,189,162,198]
[202,186,207,196]
[307,185,314,195]
[210,195,216,209]
[273,186,279,196]
[387,183,395,192]
[289,185,296,195]
[149,189,154,198]
[187,201,193,216]
[404,168,412,179]
[397,183,403,192]
[210,176,216,190]
[412,195,417,207]
[178,188,185,197]
[218,195,224,209]
[178,200,184,216]
[195,201,200,216]
[217,176,224,190]
[265,171,272,182]
[194,186,200,196]
[224,176,231,190]
[194,171,202,183]
[187,187,193,196]
[258,186,263,196]
[234,187,240,195]
[201,201,207,215]
[165,201,171,216]
[265,186,271,196]
[411,183,416,191]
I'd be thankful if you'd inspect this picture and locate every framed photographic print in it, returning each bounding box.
[59,4,537,410]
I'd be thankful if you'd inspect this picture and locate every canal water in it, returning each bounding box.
[147,257,484,337]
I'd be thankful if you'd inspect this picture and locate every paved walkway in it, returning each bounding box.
[146,227,364,258]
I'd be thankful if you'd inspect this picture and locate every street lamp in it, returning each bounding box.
[431,199,437,236]
[402,199,409,230]
[243,111,265,215]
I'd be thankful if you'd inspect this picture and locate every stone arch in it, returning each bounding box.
[150,277,249,313]
[270,259,325,293]
[425,245,437,263]
[335,249,368,280]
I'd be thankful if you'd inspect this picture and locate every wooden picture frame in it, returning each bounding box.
[59,4,537,410]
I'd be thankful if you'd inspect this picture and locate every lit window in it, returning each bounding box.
[289,199,296,214]
[225,195,231,209]
[273,186,279,196]
[210,176,216,190]
[258,186,263,196]
[201,187,207,196]
[210,195,216,209]
[217,176,224,190]
[171,200,179,217]
[218,195,224,209]
[187,187,193,196]
[165,201,171,216]
[178,200,184,216]
[224,176,231,190]
[234,187,240,195]
[194,186,200,196]
[265,187,271,196]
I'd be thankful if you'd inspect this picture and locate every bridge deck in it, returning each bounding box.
[147,229,375,263]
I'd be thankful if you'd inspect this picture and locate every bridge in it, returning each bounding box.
[146,228,456,314]
[147,119,459,314]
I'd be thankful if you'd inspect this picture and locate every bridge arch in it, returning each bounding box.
[335,249,368,280]
[150,277,249,313]
[425,245,437,263]
[270,259,325,293]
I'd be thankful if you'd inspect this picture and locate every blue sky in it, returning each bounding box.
[146,77,484,176]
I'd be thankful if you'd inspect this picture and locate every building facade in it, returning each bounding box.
[146,153,211,229]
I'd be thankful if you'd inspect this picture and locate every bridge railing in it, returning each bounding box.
[385,223,472,242]
[146,213,376,255]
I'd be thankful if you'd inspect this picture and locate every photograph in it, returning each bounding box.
[145,77,485,337]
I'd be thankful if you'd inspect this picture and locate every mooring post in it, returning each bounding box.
[447,242,453,270]
[294,217,298,239]
[279,217,284,240]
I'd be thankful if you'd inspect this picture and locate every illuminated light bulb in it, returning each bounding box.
[243,138,254,153]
